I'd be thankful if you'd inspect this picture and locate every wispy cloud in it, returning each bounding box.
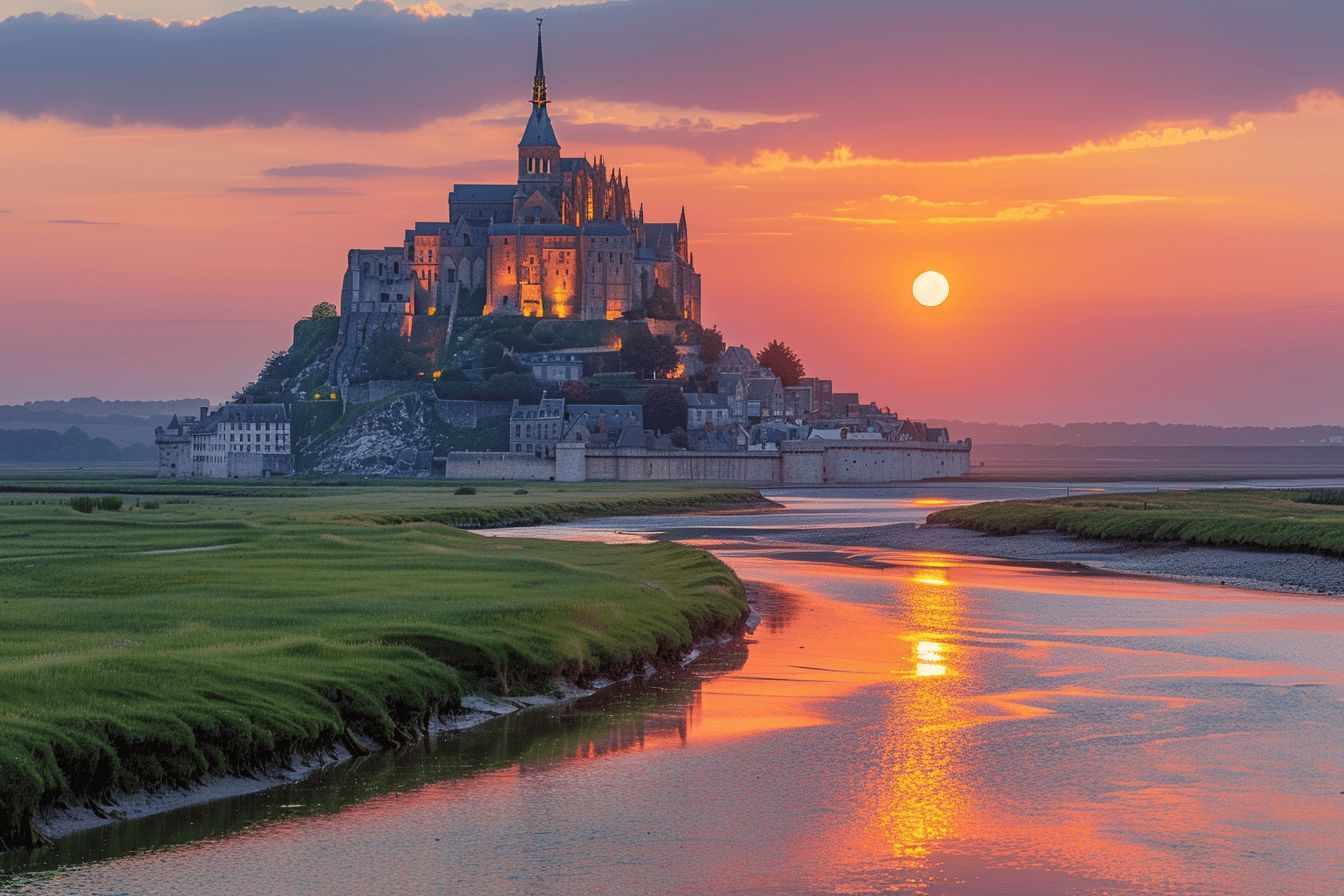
[48,218,119,225]
[264,162,475,179]
[795,193,1174,228]
[225,186,359,196]
[924,203,1063,225]
[727,121,1256,175]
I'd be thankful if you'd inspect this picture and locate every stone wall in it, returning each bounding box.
[440,452,556,481]
[433,399,513,427]
[344,379,426,405]
[225,452,295,478]
[452,440,972,484]
[329,309,411,384]
[583,449,784,483]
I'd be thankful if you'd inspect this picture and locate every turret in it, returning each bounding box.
[677,206,689,261]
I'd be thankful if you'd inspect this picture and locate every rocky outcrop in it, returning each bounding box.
[310,394,439,477]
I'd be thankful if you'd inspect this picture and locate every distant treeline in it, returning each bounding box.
[2,397,209,421]
[0,427,156,463]
[925,420,1344,447]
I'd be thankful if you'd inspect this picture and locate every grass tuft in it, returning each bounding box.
[928,488,1344,557]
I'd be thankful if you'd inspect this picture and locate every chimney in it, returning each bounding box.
[200,405,210,421]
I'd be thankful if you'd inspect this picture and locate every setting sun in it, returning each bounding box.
[912,271,950,307]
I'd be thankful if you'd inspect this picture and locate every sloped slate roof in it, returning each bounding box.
[747,377,782,400]
[451,184,516,202]
[582,220,633,236]
[519,107,559,147]
[642,223,677,252]
[217,404,290,424]
[488,223,581,237]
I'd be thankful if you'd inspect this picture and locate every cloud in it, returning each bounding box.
[727,121,1256,175]
[48,218,120,225]
[263,161,493,179]
[224,186,359,196]
[0,0,1337,161]
[879,194,986,209]
[796,194,1174,227]
[924,203,1063,225]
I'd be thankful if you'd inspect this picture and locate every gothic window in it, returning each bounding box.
[393,262,400,274]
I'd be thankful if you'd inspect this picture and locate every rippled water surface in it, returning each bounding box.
[4,488,1343,895]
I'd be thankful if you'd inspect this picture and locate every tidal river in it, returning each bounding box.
[5,487,1343,895]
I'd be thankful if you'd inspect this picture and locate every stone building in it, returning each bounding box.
[335,21,701,364]
[153,413,195,477]
[156,403,293,478]
[508,394,566,458]
[508,393,645,458]
[685,392,732,431]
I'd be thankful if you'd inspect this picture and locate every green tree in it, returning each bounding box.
[619,329,680,379]
[756,340,806,387]
[361,330,423,382]
[646,284,680,320]
[642,385,689,434]
[481,372,543,403]
[310,301,338,319]
[699,325,726,365]
[457,286,487,317]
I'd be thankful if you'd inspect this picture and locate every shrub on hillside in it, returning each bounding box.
[360,330,424,382]
[481,372,543,403]
[643,385,689,434]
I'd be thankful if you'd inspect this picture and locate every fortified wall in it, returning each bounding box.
[439,440,971,484]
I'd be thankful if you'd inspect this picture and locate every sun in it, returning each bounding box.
[912,270,949,307]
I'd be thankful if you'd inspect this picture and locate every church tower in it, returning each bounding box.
[516,17,562,223]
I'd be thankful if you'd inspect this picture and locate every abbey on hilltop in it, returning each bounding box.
[339,21,701,325]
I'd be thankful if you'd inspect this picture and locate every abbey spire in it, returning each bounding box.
[519,18,559,149]
[531,18,548,111]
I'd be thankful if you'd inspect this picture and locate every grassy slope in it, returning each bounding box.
[0,482,754,848]
[928,488,1344,557]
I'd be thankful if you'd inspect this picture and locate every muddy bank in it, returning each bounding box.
[29,627,753,846]
[767,522,1344,596]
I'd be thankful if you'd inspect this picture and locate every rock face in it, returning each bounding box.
[310,395,437,477]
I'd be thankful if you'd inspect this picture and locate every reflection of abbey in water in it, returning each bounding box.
[341,21,700,324]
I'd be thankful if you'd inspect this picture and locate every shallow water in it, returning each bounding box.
[4,489,1343,895]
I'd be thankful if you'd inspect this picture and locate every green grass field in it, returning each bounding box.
[928,488,1344,556]
[0,479,757,849]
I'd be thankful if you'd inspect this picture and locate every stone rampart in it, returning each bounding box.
[439,452,556,481]
[443,440,971,484]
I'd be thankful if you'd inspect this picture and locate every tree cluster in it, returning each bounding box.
[641,385,689,434]
[755,340,806,387]
[699,325,725,365]
[619,329,680,379]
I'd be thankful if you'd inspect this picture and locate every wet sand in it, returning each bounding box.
[760,522,1344,596]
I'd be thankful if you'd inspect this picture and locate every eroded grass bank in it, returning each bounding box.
[0,483,752,849]
[928,488,1344,556]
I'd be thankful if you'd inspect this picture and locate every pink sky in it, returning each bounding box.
[1,0,1341,424]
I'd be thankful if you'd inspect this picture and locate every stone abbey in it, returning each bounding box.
[339,21,701,325]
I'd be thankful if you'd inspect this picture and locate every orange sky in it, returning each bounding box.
[1,1,1341,424]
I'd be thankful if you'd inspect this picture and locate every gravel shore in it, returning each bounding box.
[769,522,1344,596]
